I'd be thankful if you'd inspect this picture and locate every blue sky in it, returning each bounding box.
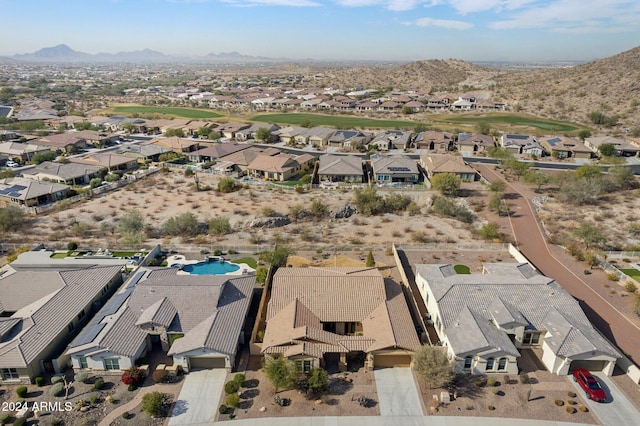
[1,0,639,61]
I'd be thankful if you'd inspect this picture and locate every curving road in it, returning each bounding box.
[474,163,640,367]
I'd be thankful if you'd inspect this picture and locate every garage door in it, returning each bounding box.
[569,360,606,372]
[374,355,412,368]
[189,357,226,370]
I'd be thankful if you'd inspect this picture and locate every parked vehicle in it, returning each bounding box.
[5,160,19,168]
[572,368,606,402]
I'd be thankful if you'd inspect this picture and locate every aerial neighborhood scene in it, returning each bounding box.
[2,1,640,426]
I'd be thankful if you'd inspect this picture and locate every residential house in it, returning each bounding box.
[273,126,308,145]
[371,130,412,151]
[317,155,364,183]
[0,177,70,207]
[584,136,640,157]
[66,268,255,373]
[69,153,138,172]
[261,267,420,371]
[542,137,593,160]
[217,146,281,176]
[142,137,200,154]
[33,133,87,153]
[247,153,313,181]
[217,122,250,140]
[450,98,475,111]
[0,264,123,384]
[116,144,166,163]
[0,142,50,162]
[327,130,372,150]
[402,101,424,113]
[306,127,336,147]
[457,133,496,155]
[414,131,454,153]
[419,155,477,181]
[235,124,280,142]
[0,130,17,141]
[188,142,251,163]
[22,162,102,185]
[73,130,118,147]
[501,134,543,156]
[415,262,620,376]
[371,155,420,183]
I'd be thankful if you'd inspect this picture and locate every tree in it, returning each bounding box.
[259,242,295,267]
[117,210,145,236]
[479,222,500,240]
[208,216,232,236]
[31,151,57,165]
[262,355,298,393]
[89,177,103,189]
[310,199,328,218]
[412,346,455,389]
[577,130,592,140]
[475,122,491,135]
[574,165,602,180]
[598,143,616,157]
[217,177,238,193]
[505,158,530,180]
[306,367,329,392]
[430,173,461,196]
[607,166,636,191]
[573,223,605,248]
[255,127,274,142]
[162,212,200,236]
[365,250,375,267]
[353,187,385,216]
[197,126,211,138]
[0,205,27,231]
[165,128,185,138]
[488,180,506,193]
[522,170,551,192]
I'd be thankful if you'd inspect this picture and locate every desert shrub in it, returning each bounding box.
[93,378,105,390]
[67,241,78,251]
[567,399,576,405]
[491,387,499,395]
[224,380,240,395]
[218,177,238,193]
[121,366,145,386]
[152,369,168,384]
[75,372,89,383]
[16,386,28,398]
[624,281,638,293]
[606,272,619,281]
[141,391,166,417]
[35,376,45,387]
[50,382,65,397]
[519,373,529,384]
[487,405,495,411]
[184,168,194,176]
[208,216,232,236]
[128,384,137,392]
[219,404,228,415]
[431,196,474,223]
[565,406,576,414]
[486,377,497,387]
[122,412,131,419]
[233,373,245,386]
[51,375,64,384]
[226,393,240,408]
[0,414,10,425]
[90,393,99,404]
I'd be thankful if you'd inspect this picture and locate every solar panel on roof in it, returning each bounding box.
[388,166,411,172]
[0,185,26,197]
[126,270,146,289]
[69,322,106,347]
[96,289,133,321]
[547,137,561,145]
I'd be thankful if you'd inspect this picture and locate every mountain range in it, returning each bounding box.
[6,44,288,64]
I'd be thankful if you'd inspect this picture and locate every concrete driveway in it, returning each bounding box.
[168,369,226,425]
[569,373,640,426]
[374,368,423,416]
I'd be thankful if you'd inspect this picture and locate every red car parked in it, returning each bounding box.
[572,368,607,402]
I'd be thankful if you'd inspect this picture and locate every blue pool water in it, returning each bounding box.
[181,260,240,275]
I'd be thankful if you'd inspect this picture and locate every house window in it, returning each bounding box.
[1,368,19,380]
[295,359,312,373]
[68,322,75,332]
[77,309,86,321]
[463,356,473,370]
[486,358,495,371]
[78,357,88,369]
[497,357,507,371]
[523,332,542,346]
[104,358,120,371]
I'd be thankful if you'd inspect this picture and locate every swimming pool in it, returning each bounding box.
[181,260,240,275]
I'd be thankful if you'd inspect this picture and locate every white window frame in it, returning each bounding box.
[104,358,120,371]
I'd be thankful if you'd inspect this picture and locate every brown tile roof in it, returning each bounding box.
[248,154,298,173]
[420,154,476,174]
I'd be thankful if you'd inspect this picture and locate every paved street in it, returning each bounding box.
[374,368,424,416]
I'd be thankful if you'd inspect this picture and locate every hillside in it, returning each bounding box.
[494,46,640,130]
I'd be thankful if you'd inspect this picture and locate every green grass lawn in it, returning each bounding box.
[233,257,258,268]
[620,268,640,283]
[454,264,471,274]
[111,106,223,120]
[249,113,416,129]
[431,113,586,133]
[111,251,148,258]
[50,252,70,259]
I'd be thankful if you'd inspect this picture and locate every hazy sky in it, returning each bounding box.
[1,0,639,61]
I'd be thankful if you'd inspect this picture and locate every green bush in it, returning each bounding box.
[624,281,638,293]
[141,391,165,417]
[218,404,228,415]
[233,373,246,386]
[224,380,239,395]
[226,393,240,408]
[16,386,28,398]
[218,177,238,193]
[12,417,25,426]
[93,378,105,390]
[606,272,619,281]
[67,241,78,251]
[75,372,89,383]
[50,382,65,397]
[35,376,45,387]
[0,413,10,424]
[128,384,137,392]
[51,375,64,384]
[519,373,530,384]
[90,393,99,404]
[122,411,131,419]
[89,177,103,189]
[152,369,168,384]
[486,377,497,387]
